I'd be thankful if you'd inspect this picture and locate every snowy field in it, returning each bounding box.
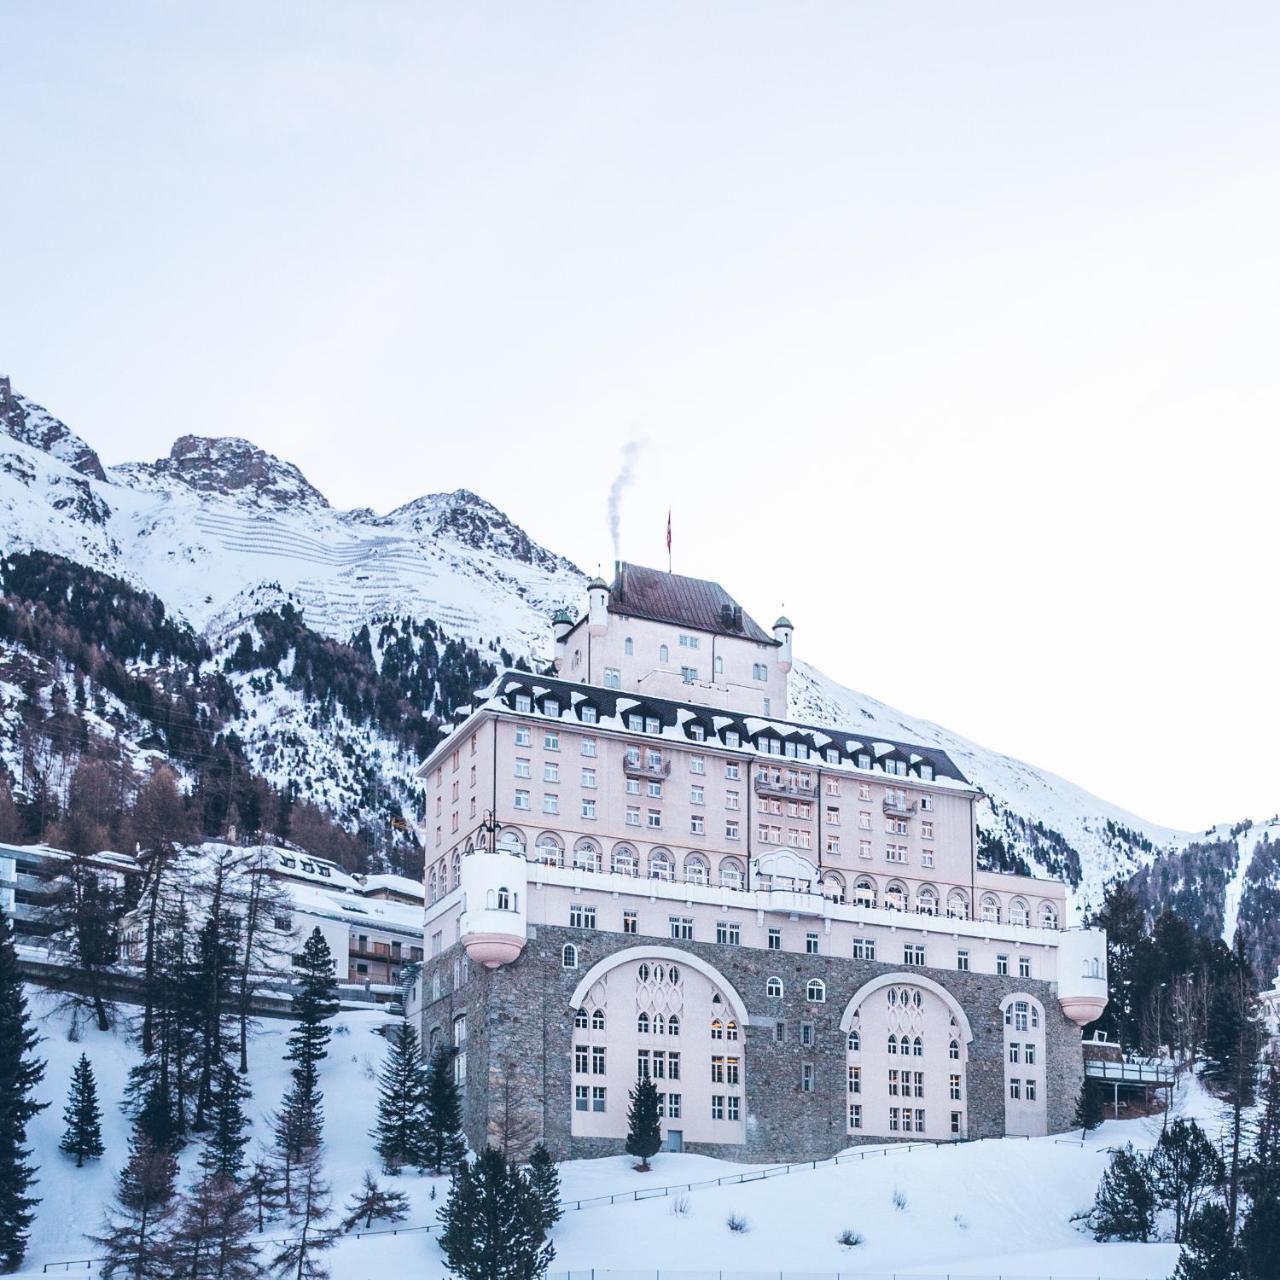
[21,989,1197,1279]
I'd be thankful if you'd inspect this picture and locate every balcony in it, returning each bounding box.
[754,775,816,799]
[622,756,671,780]
[882,795,918,816]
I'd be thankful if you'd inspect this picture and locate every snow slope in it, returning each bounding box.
[22,986,1214,1279]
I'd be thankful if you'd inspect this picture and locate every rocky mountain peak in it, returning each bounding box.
[137,435,330,510]
[378,487,581,576]
[0,376,107,481]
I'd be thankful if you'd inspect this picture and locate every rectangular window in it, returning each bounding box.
[626,778,641,795]
[647,780,662,798]
[690,755,706,775]
[515,694,532,713]
[1009,1079,1021,1101]
[1019,955,1032,979]
[848,1065,862,1094]
[690,784,705,805]
[681,666,698,684]
[679,633,700,649]
[580,705,598,724]
[623,911,637,934]
[581,767,597,788]
[801,1022,815,1048]
[514,789,530,810]
[725,761,740,779]
[544,762,559,782]
[752,663,767,681]
[574,1044,589,1074]
[1026,1079,1037,1102]
[575,1084,588,1111]
[711,1095,725,1121]
[638,1050,650,1077]
[914,1072,925,1098]
[569,905,597,930]
[888,1069,900,1096]
[889,1107,900,1132]
[727,1095,740,1121]
[604,668,621,688]
[592,1046,606,1075]
[904,943,925,966]
[515,726,531,746]
[515,758,531,778]
[1008,1043,1020,1064]
[949,1073,961,1100]
[544,732,559,751]
[725,820,740,840]
[626,806,640,826]
[859,840,872,859]
[542,794,559,814]
[849,1103,863,1130]
[996,955,1009,976]
[774,1020,786,1044]
[852,937,876,961]
[768,927,781,951]
[957,949,969,971]
[951,1111,962,1135]
[716,921,741,946]
[668,1092,682,1119]
[690,815,705,835]
[725,789,740,810]
[592,1086,606,1112]
[711,1056,725,1083]
[801,1063,815,1093]
[581,798,596,819]
[921,820,934,839]
[826,806,840,826]
[1025,1044,1036,1066]
[581,737,597,756]
[806,932,819,955]
[647,809,662,829]
[921,850,934,868]
[669,916,694,941]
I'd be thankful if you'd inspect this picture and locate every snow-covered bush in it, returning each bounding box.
[891,1187,908,1211]
[726,1213,749,1234]
[837,1228,863,1248]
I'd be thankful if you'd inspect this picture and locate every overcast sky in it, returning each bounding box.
[3,3,1277,833]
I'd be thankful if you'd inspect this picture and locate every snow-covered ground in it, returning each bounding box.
[22,987,1212,1280]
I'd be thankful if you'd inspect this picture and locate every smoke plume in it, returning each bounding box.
[607,439,643,560]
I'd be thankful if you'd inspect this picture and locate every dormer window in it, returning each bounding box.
[919,763,934,781]
[725,730,740,748]
[645,716,660,734]
[826,748,840,764]
[580,705,598,724]
[690,724,705,742]
[628,714,644,732]
[856,752,871,769]
[544,698,560,718]
[515,694,532,713]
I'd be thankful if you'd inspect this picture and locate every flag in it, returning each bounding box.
[666,508,672,572]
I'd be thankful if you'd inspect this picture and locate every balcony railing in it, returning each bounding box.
[882,795,918,816]
[622,757,671,779]
[753,775,816,798]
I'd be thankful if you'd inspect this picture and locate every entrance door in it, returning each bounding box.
[666,1129,683,1153]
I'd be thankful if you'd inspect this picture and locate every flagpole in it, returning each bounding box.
[666,508,672,574]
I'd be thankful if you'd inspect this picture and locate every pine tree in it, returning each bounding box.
[422,1045,467,1175]
[372,1022,430,1173]
[1247,1061,1280,1205]
[526,1142,562,1234]
[94,1137,179,1279]
[1240,1194,1280,1280]
[1089,1143,1155,1242]
[1150,1119,1225,1243]
[168,1172,263,1280]
[244,1153,287,1233]
[60,1052,105,1167]
[1174,1202,1245,1280]
[340,1170,409,1232]
[0,906,46,1269]
[268,1149,335,1280]
[1073,1077,1105,1133]
[200,1060,250,1182]
[625,1075,662,1172]
[438,1146,555,1280]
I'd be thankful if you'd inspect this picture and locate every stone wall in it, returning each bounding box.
[420,925,1084,1162]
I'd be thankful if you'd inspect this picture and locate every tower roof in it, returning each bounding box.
[608,562,774,644]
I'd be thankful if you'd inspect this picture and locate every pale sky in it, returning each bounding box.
[3,3,1278,833]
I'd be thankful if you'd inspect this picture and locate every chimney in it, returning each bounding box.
[732,605,743,632]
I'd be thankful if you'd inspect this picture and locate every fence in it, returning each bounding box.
[547,1272,1163,1280]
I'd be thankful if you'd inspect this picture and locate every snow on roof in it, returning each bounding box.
[359,874,425,901]
[285,880,422,934]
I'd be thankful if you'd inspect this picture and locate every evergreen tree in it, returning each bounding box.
[1089,1143,1155,1242]
[244,1153,287,1233]
[422,1045,467,1175]
[95,1137,179,1279]
[526,1142,562,1234]
[1073,1077,1105,1133]
[59,1052,105,1167]
[1246,1061,1280,1205]
[340,1170,409,1232]
[268,1150,335,1280]
[438,1146,555,1280]
[372,1022,430,1173]
[168,1173,263,1280]
[1150,1119,1225,1243]
[1174,1202,1245,1280]
[625,1075,662,1172]
[0,906,46,1269]
[1091,881,1147,1047]
[200,1061,250,1182]
[1240,1194,1280,1280]
[1203,940,1262,1231]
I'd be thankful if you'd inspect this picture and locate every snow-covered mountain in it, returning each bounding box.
[1,375,1272,950]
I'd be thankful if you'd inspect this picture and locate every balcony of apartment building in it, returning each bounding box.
[882,791,918,816]
[622,751,671,780]
[753,772,816,799]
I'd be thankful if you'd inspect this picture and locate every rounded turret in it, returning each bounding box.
[1056,927,1109,1028]
[588,577,610,637]
[459,846,529,969]
[773,614,794,674]
[552,606,574,645]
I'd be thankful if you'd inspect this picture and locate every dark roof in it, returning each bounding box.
[609,562,775,645]
[486,671,970,786]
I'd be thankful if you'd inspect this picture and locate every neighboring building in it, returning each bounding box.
[0,842,140,943]
[356,873,427,907]
[1262,968,1280,1054]
[416,563,1108,1161]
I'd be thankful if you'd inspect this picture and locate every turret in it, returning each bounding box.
[1056,927,1109,1028]
[773,615,794,674]
[588,577,609,637]
[552,607,573,645]
[459,841,529,969]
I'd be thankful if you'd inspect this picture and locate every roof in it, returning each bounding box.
[608,562,775,645]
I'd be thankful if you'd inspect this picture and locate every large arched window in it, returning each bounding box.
[1009,898,1030,928]
[572,839,600,873]
[947,889,970,920]
[536,834,564,867]
[1039,902,1059,930]
[561,943,578,969]
[710,1018,723,1040]
[496,886,512,911]
[667,1014,680,1036]
[574,1008,589,1028]
[854,877,877,908]
[949,1038,960,1060]
[981,894,1001,925]
[684,853,710,886]
[848,1028,860,1052]
[887,1033,898,1054]
[806,979,826,1003]
[766,976,784,999]
[428,867,439,904]
[648,848,674,881]
[916,886,938,916]
[611,844,637,877]
[719,857,745,890]
[637,1011,650,1034]
[591,1009,605,1031]
[822,872,846,903]
[450,851,461,889]
[885,881,907,913]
